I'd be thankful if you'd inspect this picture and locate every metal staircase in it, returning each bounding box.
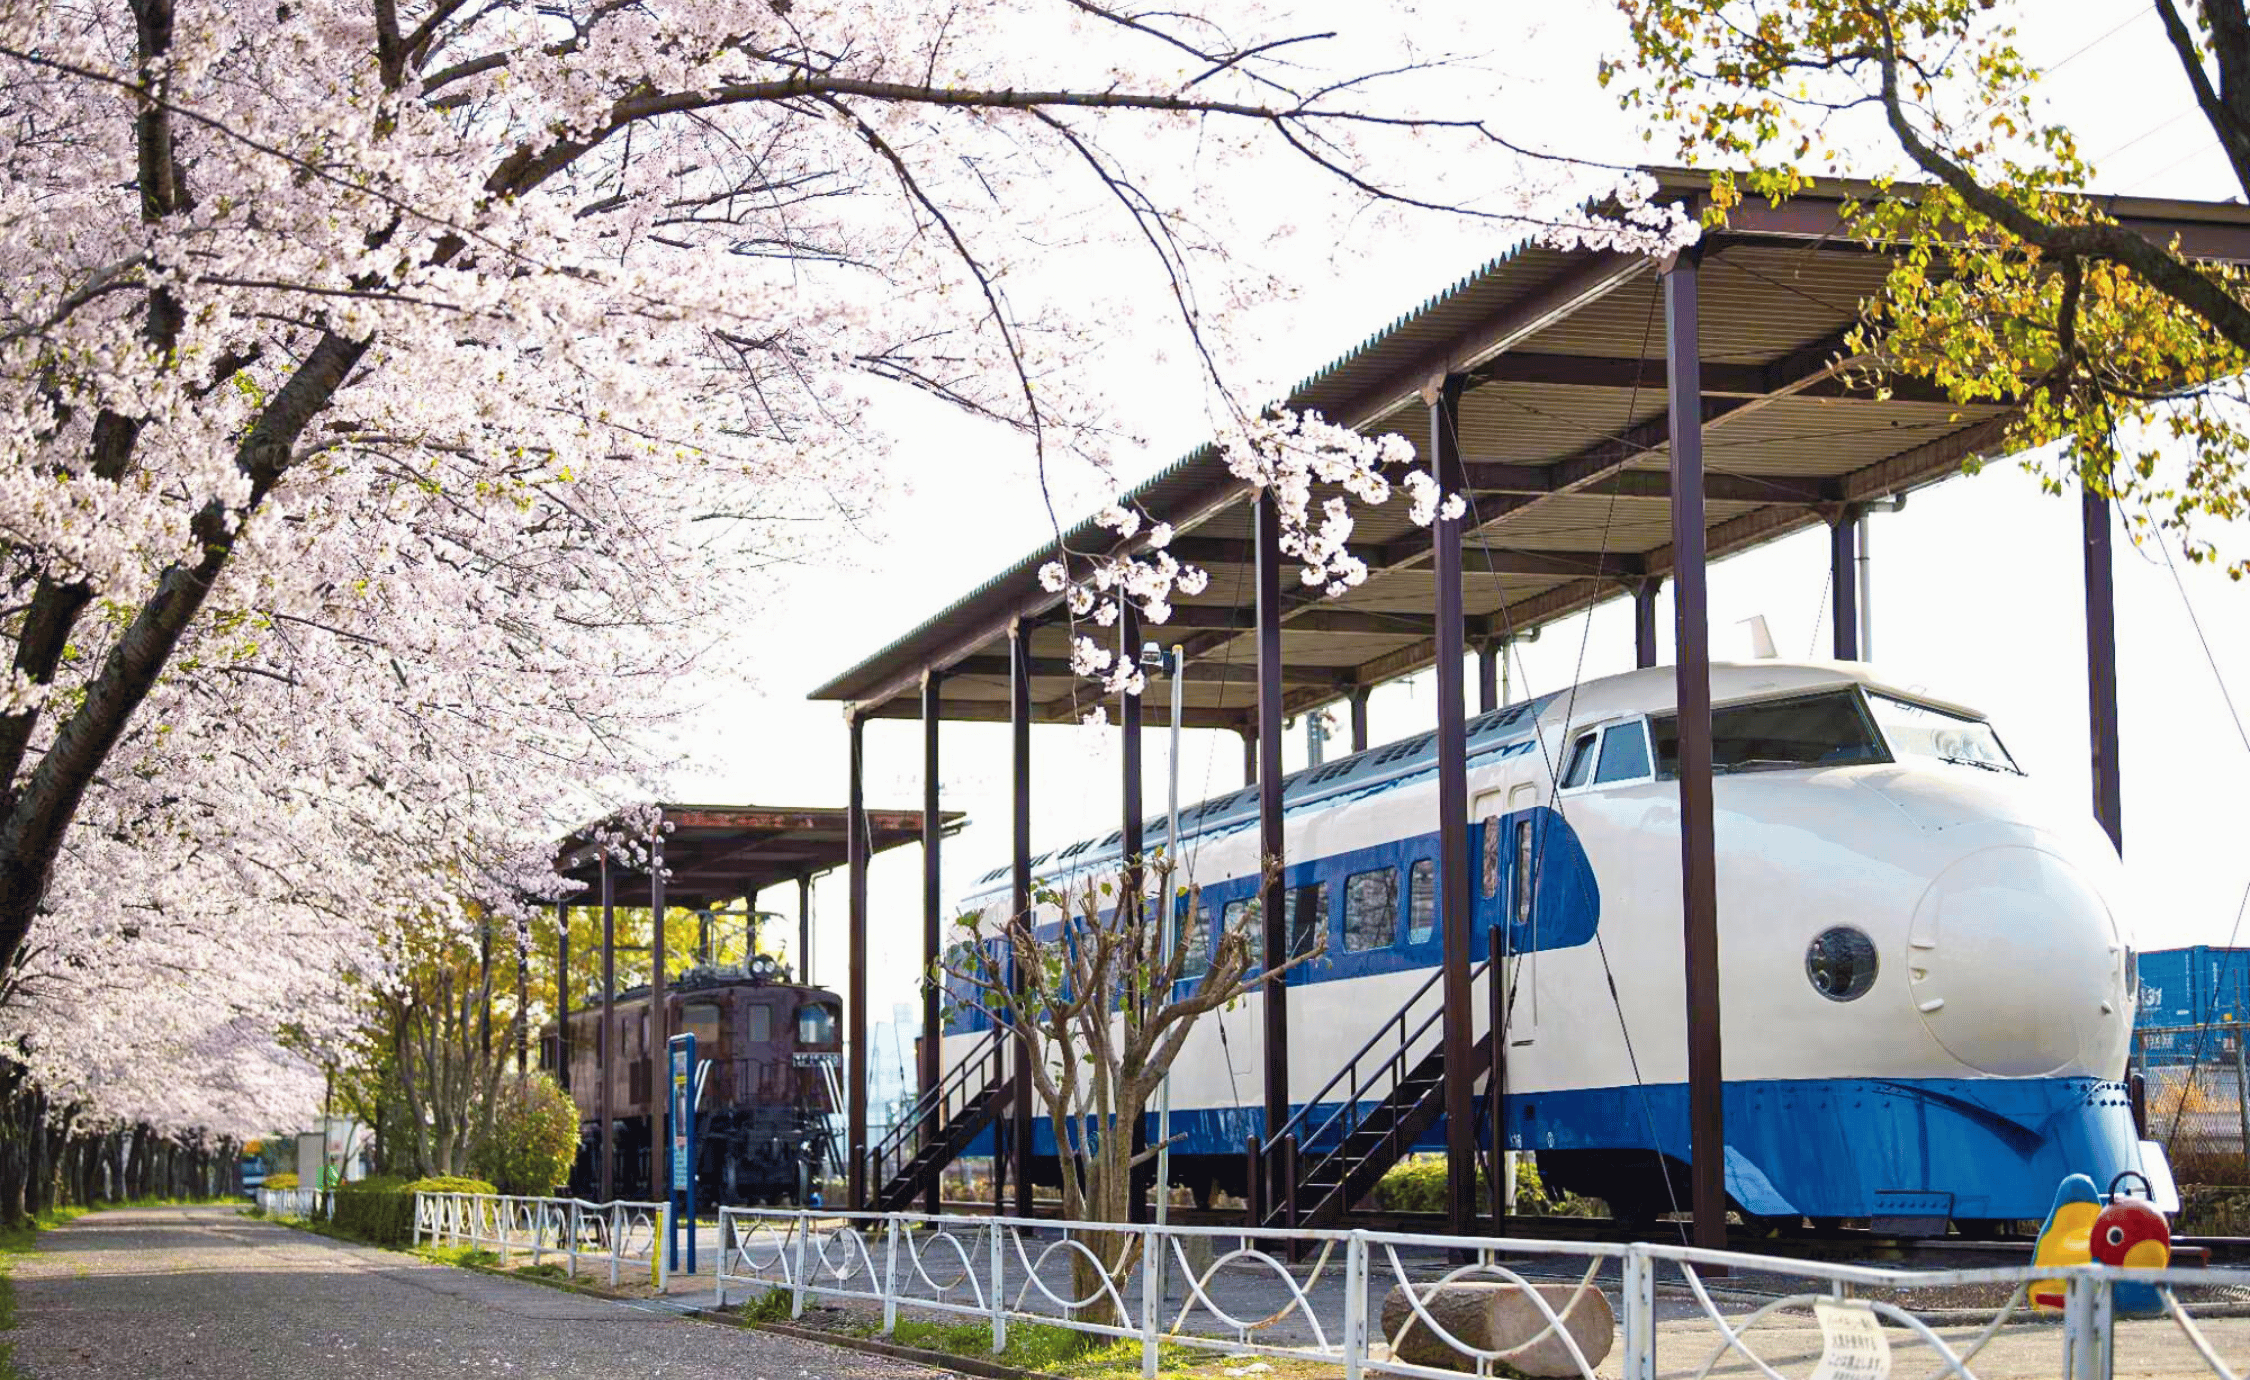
[1256,942,1498,1229]
[868,1029,1013,1213]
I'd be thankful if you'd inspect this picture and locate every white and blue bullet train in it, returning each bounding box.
[940,661,2151,1229]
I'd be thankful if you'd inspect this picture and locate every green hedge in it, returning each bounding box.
[331,1174,498,1248]
[261,1172,299,1191]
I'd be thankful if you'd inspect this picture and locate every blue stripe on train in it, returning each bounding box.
[956,1074,2139,1221]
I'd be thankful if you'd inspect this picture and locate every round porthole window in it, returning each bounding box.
[1806,927,1878,1002]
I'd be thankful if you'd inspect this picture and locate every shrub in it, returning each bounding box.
[261,1172,299,1191]
[472,1074,580,1196]
[1368,1153,1594,1216]
[330,1173,498,1248]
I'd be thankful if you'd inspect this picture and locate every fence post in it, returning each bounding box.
[567,1201,580,1279]
[1140,1227,1160,1380]
[609,1204,622,1288]
[791,1210,810,1319]
[412,1192,424,1247]
[1343,1231,1367,1380]
[714,1212,729,1310]
[1621,1246,1655,1380]
[657,1202,670,1290]
[883,1215,901,1335]
[990,1217,1008,1354]
[2063,1271,2114,1380]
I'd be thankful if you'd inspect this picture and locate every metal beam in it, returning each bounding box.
[650,821,668,1202]
[948,652,1351,690]
[2085,489,2123,850]
[1830,513,1861,660]
[846,716,869,1209]
[1634,578,1661,669]
[921,671,943,1216]
[1466,349,1961,403]
[556,902,570,1093]
[1256,494,1290,1190]
[1348,687,1370,753]
[1462,466,1840,506]
[1160,605,1438,637]
[599,855,615,1203]
[1476,641,1499,715]
[1120,603,1146,1223]
[1666,251,1727,1255]
[1009,621,1034,1218]
[1432,374,1478,1239]
[797,873,812,984]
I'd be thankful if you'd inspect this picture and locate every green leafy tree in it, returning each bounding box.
[1604,0,2250,574]
[474,1073,580,1197]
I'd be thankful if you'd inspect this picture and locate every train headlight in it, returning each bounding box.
[1806,926,1878,1002]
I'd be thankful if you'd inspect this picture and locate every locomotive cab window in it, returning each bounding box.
[1651,690,1888,777]
[745,1001,772,1044]
[685,1001,722,1051]
[795,1001,838,1046]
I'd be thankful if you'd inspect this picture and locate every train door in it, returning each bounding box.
[1476,783,1543,1048]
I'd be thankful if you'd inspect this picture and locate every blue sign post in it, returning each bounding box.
[667,1033,696,1275]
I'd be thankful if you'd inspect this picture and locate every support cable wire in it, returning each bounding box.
[2140,496,2250,1150]
[1449,283,1687,1236]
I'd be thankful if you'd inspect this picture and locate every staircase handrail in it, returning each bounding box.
[868,1025,1006,1186]
[1267,951,1490,1158]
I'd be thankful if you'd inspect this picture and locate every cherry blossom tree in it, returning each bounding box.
[0,0,1687,1150]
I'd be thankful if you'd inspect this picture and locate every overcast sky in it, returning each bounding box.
[658,1,2250,1060]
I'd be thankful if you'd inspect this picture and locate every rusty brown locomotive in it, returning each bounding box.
[543,955,842,1203]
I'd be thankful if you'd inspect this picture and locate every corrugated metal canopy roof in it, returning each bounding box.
[811,171,2250,729]
[553,803,966,910]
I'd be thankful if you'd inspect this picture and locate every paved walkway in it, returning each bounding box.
[8,1205,943,1379]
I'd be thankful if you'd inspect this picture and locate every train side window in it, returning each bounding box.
[1560,732,1598,788]
[1408,860,1435,943]
[1343,868,1398,952]
[1178,903,1213,979]
[745,1002,772,1044]
[1513,820,1535,926]
[1288,883,1329,959]
[1480,817,1501,898]
[1593,721,1653,784]
[1220,897,1260,967]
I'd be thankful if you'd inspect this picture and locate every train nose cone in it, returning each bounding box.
[1907,845,2124,1077]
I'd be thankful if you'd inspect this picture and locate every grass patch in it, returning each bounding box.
[412,1244,501,1269]
[817,1313,1319,1380]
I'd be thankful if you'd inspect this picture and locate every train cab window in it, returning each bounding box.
[1287,883,1330,960]
[1560,732,1598,788]
[1343,868,1398,952]
[637,1015,648,1056]
[1865,692,2022,774]
[1650,690,1888,777]
[1408,860,1435,943]
[685,1001,722,1051]
[744,1002,772,1044]
[796,1001,838,1046]
[1593,721,1653,784]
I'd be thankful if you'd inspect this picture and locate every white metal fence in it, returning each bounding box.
[411,1191,669,1287]
[715,1206,2250,1380]
[253,1185,329,1220]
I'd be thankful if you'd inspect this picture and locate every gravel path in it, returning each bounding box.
[9,1204,949,1379]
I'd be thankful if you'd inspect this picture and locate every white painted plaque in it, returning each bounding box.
[1809,1301,1891,1380]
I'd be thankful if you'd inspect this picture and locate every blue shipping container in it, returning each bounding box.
[2136,946,2250,1064]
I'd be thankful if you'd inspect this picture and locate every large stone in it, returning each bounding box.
[1377,1280,1615,1378]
